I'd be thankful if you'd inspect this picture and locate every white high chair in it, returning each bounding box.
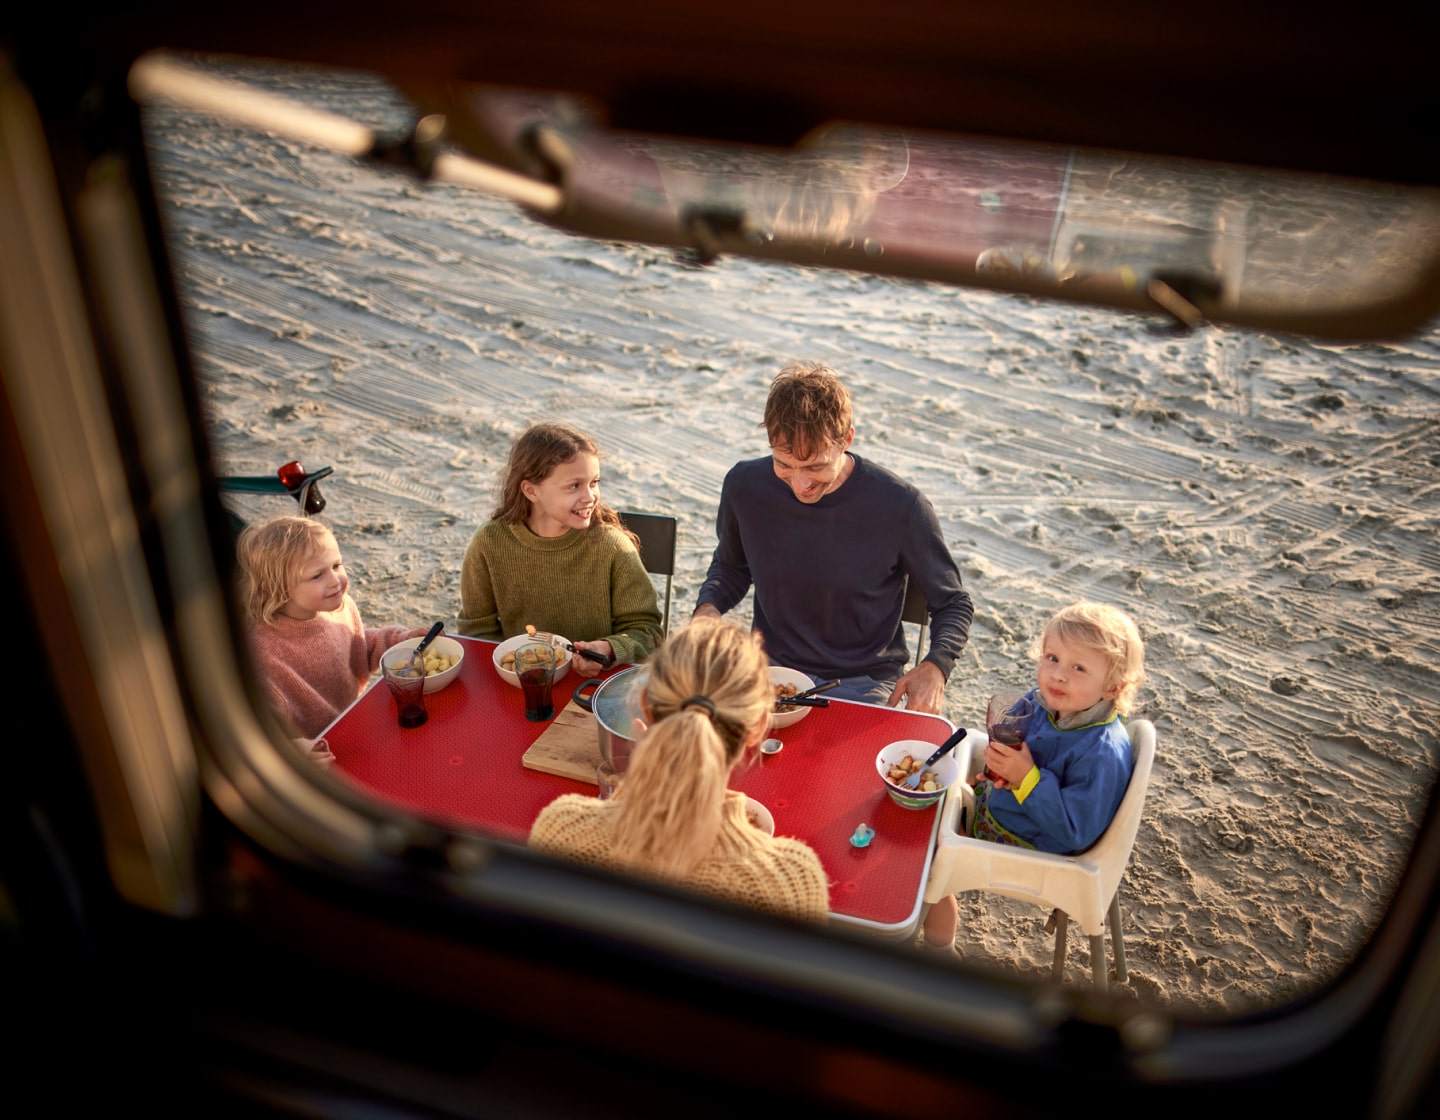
[923,720,1157,989]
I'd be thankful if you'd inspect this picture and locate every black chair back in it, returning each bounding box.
[901,576,929,667]
[617,510,677,634]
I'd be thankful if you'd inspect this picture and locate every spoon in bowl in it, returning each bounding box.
[404,621,445,675]
[901,725,969,789]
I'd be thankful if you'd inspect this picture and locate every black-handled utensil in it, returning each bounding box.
[902,725,969,789]
[527,627,616,668]
[775,695,830,710]
[563,641,615,667]
[405,621,445,673]
[791,678,840,702]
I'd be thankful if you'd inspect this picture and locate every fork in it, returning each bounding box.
[902,725,969,789]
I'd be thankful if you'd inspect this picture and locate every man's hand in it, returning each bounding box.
[888,660,945,714]
[571,640,614,678]
[692,603,722,622]
[984,738,1034,788]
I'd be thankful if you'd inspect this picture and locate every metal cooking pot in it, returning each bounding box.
[572,665,648,774]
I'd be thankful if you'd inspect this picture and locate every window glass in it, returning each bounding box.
[142,56,1440,1013]
[443,83,1440,329]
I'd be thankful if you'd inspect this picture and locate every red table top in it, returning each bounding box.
[322,637,954,932]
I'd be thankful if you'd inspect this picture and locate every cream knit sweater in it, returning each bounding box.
[248,594,422,738]
[530,790,830,922]
[457,519,662,664]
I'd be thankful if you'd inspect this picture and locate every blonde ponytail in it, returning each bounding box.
[611,618,772,875]
[612,710,730,874]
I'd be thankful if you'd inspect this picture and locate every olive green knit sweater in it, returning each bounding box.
[457,519,662,664]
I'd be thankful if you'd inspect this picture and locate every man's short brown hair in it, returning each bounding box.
[763,361,853,456]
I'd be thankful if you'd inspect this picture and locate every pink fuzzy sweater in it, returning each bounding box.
[248,594,422,738]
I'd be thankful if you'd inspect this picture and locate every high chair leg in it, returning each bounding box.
[1047,908,1069,981]
[1090,935,1107,990]
[1108,890,1128,984]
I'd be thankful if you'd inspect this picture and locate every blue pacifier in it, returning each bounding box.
[849,822,876,848]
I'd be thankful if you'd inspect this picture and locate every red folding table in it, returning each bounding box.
[322,636,957,936]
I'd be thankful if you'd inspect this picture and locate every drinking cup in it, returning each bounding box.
[984,688,1035,780]
[516,639,557,722]
[382,651,428,728]
[595,761,621,800]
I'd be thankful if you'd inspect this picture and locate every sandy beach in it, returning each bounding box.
[144,59,1440,1012]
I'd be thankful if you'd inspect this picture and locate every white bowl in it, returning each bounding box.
[769,666,817,729]
[875,739,960,810]
[492,632,573,688]
[382,634,465,693]
[744,796,775,836]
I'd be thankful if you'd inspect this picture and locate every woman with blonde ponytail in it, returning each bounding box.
[529,618,829,922]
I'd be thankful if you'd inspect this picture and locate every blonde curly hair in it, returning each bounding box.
[236,515,335,625]
[1030,601,1146,715]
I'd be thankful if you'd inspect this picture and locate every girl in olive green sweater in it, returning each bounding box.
[458,424,662,675]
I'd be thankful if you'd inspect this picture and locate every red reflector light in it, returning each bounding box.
[276,460,306,490]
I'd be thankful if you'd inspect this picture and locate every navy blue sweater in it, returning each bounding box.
[697,454,973,682]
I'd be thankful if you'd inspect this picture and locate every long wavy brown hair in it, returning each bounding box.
[611,618,773,876]
[492,422,635,546]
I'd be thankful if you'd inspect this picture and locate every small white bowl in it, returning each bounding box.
[382,634,465,694]
[744,796,775,836]
[876,739,960,810]
[769,666,817,730]
[492,632,573,688]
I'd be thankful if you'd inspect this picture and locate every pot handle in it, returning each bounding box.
[573,678,601,713]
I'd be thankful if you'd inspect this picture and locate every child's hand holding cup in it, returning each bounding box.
[983,736,1035,789]
[984,689,1036,786]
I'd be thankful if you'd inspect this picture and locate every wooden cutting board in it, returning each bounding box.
[521,699,603,785]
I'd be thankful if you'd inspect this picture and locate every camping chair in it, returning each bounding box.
[900,575,929,668]
[617,510,677,635]
[922,720,1157,990]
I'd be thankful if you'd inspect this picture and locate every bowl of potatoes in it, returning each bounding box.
[876,739,960,810]
[492,632,572,688]
[382,634,465,693]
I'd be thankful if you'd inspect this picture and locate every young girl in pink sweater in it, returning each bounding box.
[238,515,425,740]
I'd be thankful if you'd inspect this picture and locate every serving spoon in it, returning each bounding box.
[775,695,830,709]
[792,678,840,701]
[773,677,839,711]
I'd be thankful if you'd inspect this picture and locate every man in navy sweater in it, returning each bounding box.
[694,362,973,713]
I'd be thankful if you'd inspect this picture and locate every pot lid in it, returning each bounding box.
[592,665,647,738]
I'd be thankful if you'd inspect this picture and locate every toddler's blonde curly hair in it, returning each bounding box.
[1030,601,1146,715]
